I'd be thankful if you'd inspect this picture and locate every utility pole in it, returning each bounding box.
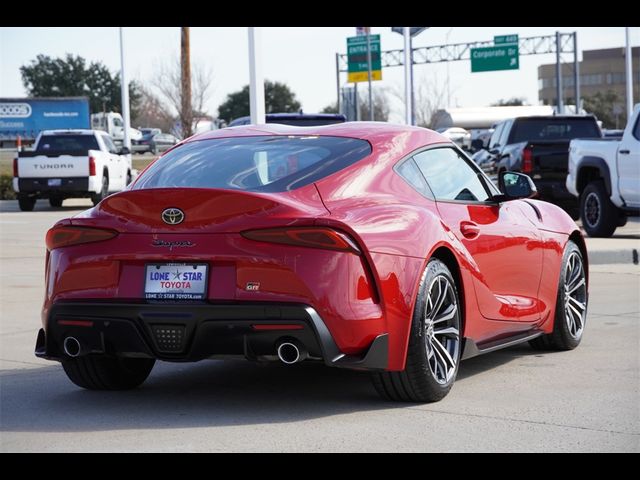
[181,27,193,138]
[366,27,374,121]
[248,27,266,124]
[574,32,580,113]
[119,27,131,151]
[625,27,634,120]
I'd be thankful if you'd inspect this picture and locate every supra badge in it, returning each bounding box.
[162,208,184,225]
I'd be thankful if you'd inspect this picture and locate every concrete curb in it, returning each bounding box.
[588,248,639,265]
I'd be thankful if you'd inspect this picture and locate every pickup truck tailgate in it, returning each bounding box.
[18,153,90,178]
[530,141,571,173]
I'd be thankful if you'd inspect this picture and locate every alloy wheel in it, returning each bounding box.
[424,275,460,385]
[584,192,600,228]
[564,251,587,339]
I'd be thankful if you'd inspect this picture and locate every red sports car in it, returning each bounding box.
[36,123,588,402]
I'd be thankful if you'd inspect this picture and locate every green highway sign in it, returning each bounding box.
[471,45,519,72]
[494,34,518,45]
[347,35,382,83]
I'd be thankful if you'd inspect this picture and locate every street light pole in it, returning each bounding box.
[248,27,265,124]
[119,27,131,151]
[625,27,634,120]
[403,27,412,125]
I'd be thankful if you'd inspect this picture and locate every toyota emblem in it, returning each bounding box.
[161,208,185,225]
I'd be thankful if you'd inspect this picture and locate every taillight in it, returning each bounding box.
[241,227,360,254]
[89,156,96,176]
[522,146,533,173]
[13,158,18,177]
[45,225,118,250]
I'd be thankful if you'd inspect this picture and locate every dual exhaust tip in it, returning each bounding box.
[63,335,309,364]
[63,336,82,358]
[276,340,308,364]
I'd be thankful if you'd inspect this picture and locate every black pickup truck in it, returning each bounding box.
[472,115,601,217]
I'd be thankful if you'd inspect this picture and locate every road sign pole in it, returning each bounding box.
[366,30,374,121]
[403,27,412,125]
[248,27,265,125]
[355,83,359,121]
[335,52,341,114]
[556,31,564,114]
[410,35,416,126]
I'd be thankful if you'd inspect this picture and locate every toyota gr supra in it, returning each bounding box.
[36,122,588,402]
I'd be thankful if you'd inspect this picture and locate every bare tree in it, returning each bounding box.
[151,55,214,138]
[391,73,448,128]
[132,85,174,133]
[359,86,391,122]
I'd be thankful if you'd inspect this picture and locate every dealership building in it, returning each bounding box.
[538,46,639,107]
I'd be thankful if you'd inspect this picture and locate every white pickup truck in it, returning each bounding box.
[12,129,132,211]
[567,104,640,237]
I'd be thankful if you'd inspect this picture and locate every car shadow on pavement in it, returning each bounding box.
[0,344,540,433]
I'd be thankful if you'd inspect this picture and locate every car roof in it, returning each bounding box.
[187,121,449,155]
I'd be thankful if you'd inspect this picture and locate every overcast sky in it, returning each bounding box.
[1,27,637,122]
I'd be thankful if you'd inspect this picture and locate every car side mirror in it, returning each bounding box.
[493,171,538,202]
[119,146,130,155]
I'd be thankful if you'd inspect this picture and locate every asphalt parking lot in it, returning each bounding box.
[0,199,638,452]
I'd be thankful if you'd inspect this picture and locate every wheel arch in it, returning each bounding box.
[568,230,589,287]
[430,246,466,338]
[576,156,611,196]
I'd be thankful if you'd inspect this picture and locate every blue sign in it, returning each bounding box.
[0,97,90,141]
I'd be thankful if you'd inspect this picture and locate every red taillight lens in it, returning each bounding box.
[522,146,533,173]
[89,156,96,176]
[45,226,118,250]
[13,158,18,177]
[241,227,360,254]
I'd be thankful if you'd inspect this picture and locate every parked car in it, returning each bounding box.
[436,127,472,150]
[471,115,601,217]
[228,112,347,127]
[567,103,640,237]
[36,123,587,403]
[12,129,132,210]
[132,129,178,155]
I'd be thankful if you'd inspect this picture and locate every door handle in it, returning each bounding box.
[619,149,630,154]
[460,221,480,239]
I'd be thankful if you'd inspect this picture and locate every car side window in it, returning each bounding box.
[499,119,513,146]
[413,147,491,202]
[489,123,504,149]
[633,115,640,141]
[102,135,118,154]
[395,157,433,199]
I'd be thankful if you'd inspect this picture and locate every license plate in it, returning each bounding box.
[48,178,62,187]
[145,263,208,300]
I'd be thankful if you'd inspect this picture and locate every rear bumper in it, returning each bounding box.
[15,177,98,196]
[36,302,388,371]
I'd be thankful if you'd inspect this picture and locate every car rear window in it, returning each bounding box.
[37,135,99,152]
[133,135,371,192]
[509,118,601,143]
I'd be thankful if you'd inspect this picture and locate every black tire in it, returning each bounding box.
[61,356,155,390]
[580,181,618,237]
[372,258,462,402]
[530,240,587,351]
[17,194,36,211]
[49,197,63,208]
[91,175,109,206]
[126,170,132,186]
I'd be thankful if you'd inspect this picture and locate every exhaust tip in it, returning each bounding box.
[277,342,301,364]
[63,337,81,358]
